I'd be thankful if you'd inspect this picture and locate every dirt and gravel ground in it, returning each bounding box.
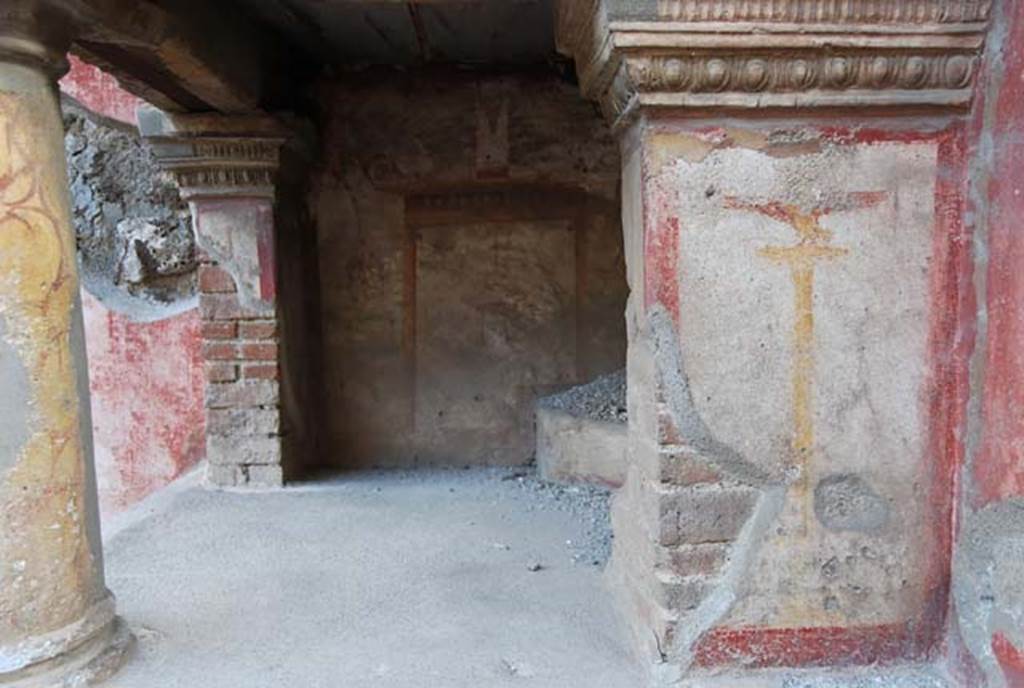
[102,466,636,688]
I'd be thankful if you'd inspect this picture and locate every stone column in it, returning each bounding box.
[0,2,132,685]
[557,0,990,681]
[140,109,287,488]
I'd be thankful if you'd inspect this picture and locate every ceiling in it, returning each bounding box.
[228,0,558,66]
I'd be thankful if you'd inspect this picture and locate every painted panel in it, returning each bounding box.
[650,130,939,631]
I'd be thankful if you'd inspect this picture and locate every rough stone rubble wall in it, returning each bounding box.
[64,102,196,318]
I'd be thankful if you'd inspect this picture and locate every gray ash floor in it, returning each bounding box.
[101,467,639,688]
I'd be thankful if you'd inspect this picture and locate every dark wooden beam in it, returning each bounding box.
[231,0,335,65]
[53,0,312,114]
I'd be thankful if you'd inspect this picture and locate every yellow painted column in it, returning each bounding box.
[0,4,132,685]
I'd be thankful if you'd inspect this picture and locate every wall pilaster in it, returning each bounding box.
[141,109,287,488]
[557,0,990,678]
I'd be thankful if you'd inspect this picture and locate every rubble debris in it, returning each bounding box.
[538,369,627,423]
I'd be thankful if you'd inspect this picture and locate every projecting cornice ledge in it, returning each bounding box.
[555,0,993,128]
[138,106,287,201]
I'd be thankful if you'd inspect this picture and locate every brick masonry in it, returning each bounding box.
[197,260,282,487]
[605,116,979,679]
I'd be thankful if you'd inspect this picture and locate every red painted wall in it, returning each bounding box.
[83,293,205,512]
[946,2,1024,684]
[974,2,1024,683]
[60,55,140,127]
[974,0,1024,509]
[60,57,206,515]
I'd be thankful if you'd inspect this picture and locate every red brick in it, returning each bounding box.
[206,363,238,383]
[200,293,245,321]
[198,265,237,293]
[660,449,724,486]
[657,405,686,445]
[201,321,237,340]
[661,543,730,577]
[243,364,279,380]
[238,320,278,340]
[240,342,278,361]
[202,342,239,361]
[658,486,758,547]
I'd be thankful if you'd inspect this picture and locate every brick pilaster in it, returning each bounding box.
[198,261,282,487]
[140,108,287,488]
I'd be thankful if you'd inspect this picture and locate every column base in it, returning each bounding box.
[1,617,133,688]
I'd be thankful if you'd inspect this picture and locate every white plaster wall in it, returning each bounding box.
[661,136,938,627]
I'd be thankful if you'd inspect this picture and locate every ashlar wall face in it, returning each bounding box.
[312,70,627,469]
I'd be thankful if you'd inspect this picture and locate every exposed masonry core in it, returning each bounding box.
[608,303,780,678]
[62,100,196,320]
[199,261,283,488]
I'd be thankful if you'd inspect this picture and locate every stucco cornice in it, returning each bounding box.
[555,0,993,127]
[137,107,286,200]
